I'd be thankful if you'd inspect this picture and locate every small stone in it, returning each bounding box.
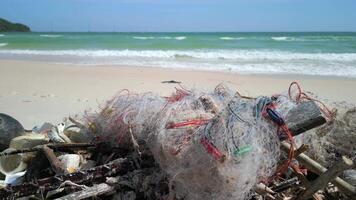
[0,113,25,151]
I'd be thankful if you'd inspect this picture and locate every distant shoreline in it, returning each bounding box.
[12,31,356,33]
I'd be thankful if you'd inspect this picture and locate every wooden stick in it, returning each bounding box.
[56,183,114,200]
[41,145,66,174]
[255,182,275,195]
[0,143,95,157]
[294,144,309,157]
[298,156,353,199]
[281,142,356,197]
[271,177,299,193]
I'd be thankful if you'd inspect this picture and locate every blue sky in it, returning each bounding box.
[1,0,355,32]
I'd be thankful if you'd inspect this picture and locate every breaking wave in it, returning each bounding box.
[1,49,356,77]
[0,49,355,61]
[0,34,4,37]
[174,36,186,40]
[0,43,8,47]
[220,37,244,40]
[40,34,63,38]
[132,36,155,40]
[133,36,186,40]
[271,37,291,41]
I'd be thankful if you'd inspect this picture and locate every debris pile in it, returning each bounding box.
[0,82,355,200]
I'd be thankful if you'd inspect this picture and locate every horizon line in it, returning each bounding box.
[20,30,356,33]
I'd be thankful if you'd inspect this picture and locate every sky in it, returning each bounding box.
[1,0,356,32]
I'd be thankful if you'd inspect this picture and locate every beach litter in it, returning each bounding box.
[0,82,355,200]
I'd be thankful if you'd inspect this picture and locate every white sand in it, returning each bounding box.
[0,60,355,128]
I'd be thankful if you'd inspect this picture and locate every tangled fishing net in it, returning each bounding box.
[296,102,356,167]
[78,83,330,200]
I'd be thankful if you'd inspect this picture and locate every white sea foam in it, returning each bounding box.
[0,34,4,37]
[174,36,186,40]
[271,37,291,41]
[40,34,63,38]
[133,36,155,40]
[0,49,355,77]
[0,49,355,61]
[220,37,243,40]
[0,43,8,47]
[133,36,186,40]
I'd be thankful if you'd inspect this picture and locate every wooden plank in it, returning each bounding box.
[281,142,356,197]
[298,156,353,199]
[55,183,114,200]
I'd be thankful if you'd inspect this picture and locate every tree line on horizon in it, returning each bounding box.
[0,18,30,32]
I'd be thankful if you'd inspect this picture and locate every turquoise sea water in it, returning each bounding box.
[1,32,356,77]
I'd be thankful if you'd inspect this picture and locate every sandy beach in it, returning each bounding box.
[1,59,355,128]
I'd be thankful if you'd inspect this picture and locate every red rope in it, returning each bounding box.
[276,124,295,175]
[161,87,192,110]
[288,81,302,103]
[200,137,225,162]
[166,119,211,129]
[165,118,224,161]
[288,81,333,121]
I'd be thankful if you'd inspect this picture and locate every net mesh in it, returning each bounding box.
[79,84,316,200]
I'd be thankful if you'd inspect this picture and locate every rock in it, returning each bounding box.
[0,113,25,151]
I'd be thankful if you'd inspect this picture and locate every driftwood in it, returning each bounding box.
[281,142,356,197]
[0,143,95,157]
[41,145,66,174]
[271,177,299,193]
[298,156,354,199]
[56,183,115,200]
[56,167,168,200]
[0,158,133,199]
[161,80,182,84]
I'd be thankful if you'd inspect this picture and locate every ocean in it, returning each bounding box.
[1,32,356,77]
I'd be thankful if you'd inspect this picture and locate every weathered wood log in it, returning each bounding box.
[281,142,356,197]
[0,143,96,157]
[0,158,133,199]
[298,156,353,199]
[56,183,115,200]
[41,145,66,174]
[58,167,169,200]
[281,101,326,140]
